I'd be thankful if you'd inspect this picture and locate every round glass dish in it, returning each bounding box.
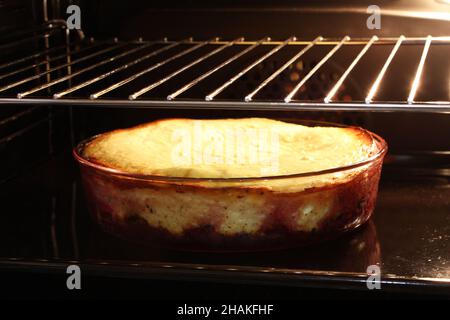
[74,121,387,252]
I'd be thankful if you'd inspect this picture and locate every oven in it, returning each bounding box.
[0,0,449,300]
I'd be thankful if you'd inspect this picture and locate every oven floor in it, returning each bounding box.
[0,151,449,294]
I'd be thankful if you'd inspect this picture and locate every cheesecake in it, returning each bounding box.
[76,118,386,250]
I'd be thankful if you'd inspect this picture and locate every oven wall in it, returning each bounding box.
[0,0,72,181]
[79,0,450,40]
[0,0,39,29]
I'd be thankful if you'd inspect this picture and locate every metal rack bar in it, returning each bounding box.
[285,36,350,102]
[0,22,66,43]
[0,116,50,145]
[42,0,49,22]
[407,35,432,104]
[90,38,210,99]
[130,37,243,100]
[0,35,445,59]
[53,42,173,98]
[0,44,68,71]
[0,25,50,43]
[0,42,113,93]
[167,38,266,100]
[0,107,40,127]
[365,36,405,104]
[17,43,155,98]
[205,37,294,101]
[245,36,322,102]
[0,28,62,51]
[1,97,449,112]
[154,36,450,46]
[0,35,448,111]
[324,35,378,103]
[0,43,81,81]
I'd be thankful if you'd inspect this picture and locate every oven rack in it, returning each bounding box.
[1,28,450,112]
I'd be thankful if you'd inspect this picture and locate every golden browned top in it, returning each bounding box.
[82,118,376,179]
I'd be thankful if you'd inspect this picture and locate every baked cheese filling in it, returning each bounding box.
[83,118,376,179]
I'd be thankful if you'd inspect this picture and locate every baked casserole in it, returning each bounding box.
[74,118,387,251]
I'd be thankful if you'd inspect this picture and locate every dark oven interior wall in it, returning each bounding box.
[0,0,41,181]
[0,0,40,30]
[0,0,71,181]
[78,0,450,40]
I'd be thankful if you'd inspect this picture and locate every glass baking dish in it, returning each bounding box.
[74,121,387,252]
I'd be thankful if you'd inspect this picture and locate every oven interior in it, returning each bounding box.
[0,0,449,296]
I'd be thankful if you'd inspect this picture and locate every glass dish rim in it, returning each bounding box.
[73,120,388,183]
